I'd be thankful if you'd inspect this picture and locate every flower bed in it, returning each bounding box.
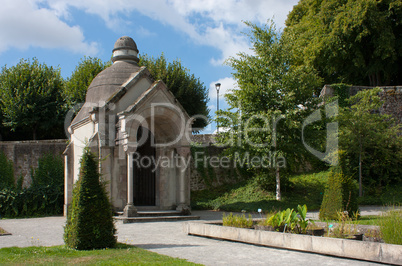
[185,221,401,265]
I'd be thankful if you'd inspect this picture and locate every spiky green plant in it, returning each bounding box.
[379,206,402,245]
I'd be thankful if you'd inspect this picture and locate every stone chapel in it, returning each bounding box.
[64,36,193,217]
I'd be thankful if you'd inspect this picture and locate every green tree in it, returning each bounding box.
[64,57,109,108]
[221,21,322,200]
[284,0,402,86]
[338,88,402,196]
[0,58,65,140]
[139,54,210,131]
[64,147,116,250]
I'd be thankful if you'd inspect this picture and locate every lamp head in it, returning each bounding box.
[215,83,221,92]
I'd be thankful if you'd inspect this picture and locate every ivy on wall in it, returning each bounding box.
[190,143,216,187]
[331,83,351,107]
[0,153,64,218]
[190,143,247,189]
[0,151,14,190]
[0,186,63,217]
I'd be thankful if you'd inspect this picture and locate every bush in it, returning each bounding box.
[319,168,343,220]
[319,167,359,220]
[0,151,14,190]
[64,148,116,250]
[222,212,253,228]
[0,185,63,217]
[0,152,64,218]
[379,206,402,245]
[341,174,359,216]
[32,153,64,188]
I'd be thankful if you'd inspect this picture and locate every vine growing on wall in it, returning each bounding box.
[190,143,216,187]
[0,151,14,190]
[0,153,64,218]
[331,83,351,107]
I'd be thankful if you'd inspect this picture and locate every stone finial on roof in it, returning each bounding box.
[112,36,139,64]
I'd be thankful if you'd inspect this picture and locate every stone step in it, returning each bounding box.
[138,210,188,217]
[115,210,190,217]
[115,215,200,223]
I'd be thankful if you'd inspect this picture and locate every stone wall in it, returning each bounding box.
[320,85,402,123]
[0,135,241,191]
[190,134,245,191]
[189,144,244,191]
[0,139,67,187]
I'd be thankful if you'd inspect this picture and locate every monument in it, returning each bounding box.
[64,36,193,217]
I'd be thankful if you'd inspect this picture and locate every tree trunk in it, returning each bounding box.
[376,72,381,86]
[32,124,38,140]
[368,72,382,86]
[358,142,363,197]
[276,166,281,201]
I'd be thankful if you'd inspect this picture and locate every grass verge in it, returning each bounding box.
[379,207,402,245]
[191,171,329,212]
[0,243,200,265]
[191,170,401,213]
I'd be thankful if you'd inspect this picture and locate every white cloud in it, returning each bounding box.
[170,0,295,28]
[44,0,297,63]
[0,0,98,55]
[1,0,298,64]
[167,0,298,63]
[136,26,157,38]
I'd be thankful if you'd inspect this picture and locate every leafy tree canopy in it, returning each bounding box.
[0,58,65,140]
[63,56,110,108]
[220,21,323,200]
[337,87,402,196]
[283,0,402,86]
[139,53,210,131]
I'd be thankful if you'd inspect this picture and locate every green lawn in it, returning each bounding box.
[351,215,381,226]
[0,244,200,265]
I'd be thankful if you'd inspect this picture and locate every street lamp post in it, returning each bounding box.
[215,83,221,133]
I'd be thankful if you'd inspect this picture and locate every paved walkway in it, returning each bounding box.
[0,207,394,265]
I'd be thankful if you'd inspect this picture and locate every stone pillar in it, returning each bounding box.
[63,144,74,216]
[63,154,69,216]
[175,147,191,214]
[123,152,137,217]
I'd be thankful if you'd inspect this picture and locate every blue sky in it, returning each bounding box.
[0,0,298,134]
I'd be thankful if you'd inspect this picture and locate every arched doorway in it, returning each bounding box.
[133,126,156,206]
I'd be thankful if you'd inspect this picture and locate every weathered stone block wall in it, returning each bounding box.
[190,134,244,191]
[0,139,67,187]
[380,88,402,124]
[0,135,240,191]
[320,85,402,123]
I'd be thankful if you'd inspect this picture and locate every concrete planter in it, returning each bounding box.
[184,222,402,265]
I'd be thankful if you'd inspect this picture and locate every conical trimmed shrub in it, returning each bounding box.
[319,168,343,220]
[64,148,116,250]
